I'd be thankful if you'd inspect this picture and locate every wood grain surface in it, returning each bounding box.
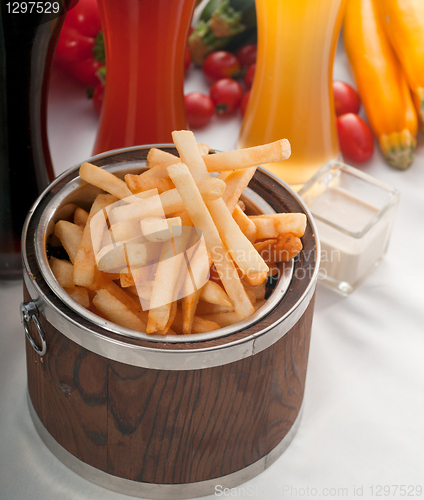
[25,282,314,484]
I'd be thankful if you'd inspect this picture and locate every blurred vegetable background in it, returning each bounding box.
[188,0,257,65]
[53,0,424,170]
[343,0,419,169]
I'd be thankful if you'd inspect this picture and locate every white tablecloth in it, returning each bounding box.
[1,42,423,500]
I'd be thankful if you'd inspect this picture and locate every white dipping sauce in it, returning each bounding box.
[310,186,392,288]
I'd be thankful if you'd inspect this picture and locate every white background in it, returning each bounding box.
[0,38,423,500]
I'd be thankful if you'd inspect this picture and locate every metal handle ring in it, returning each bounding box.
[20,301,47,357]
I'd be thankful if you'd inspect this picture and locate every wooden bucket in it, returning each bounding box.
[21,146,320,499]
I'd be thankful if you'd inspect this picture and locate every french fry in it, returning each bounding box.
[108,192,165,225]
[95,244,126,272]
[120,270,135,288]
[55,203,79,222]
[208,201,269,279]
[216,171,233,182]
[254,233,302,264]
[197,143,211,156]
[253,239,278,262]
[249,213,307,237]
[146,235,187,333]
[132,188,160,200]
[105,272,121,281]
[80,162,133,199]
[172,309,221,334]
[200,311,240,328]
[146,143,209,169]
[181,232,209,295]
[125,174,174,194]
[147,305,172,333]
[64,286,90,308]
[202,139,291,172]
[242,271,269,287]
[202,299,266,327]
[148,140,290,174]
[172,131,268,280]
[109,219,143,242]
[174,210,192,227]
[74,207,89,228]
[267,261,280,276]
[198,178,227,202]
[171,130,209,182]
[197,177,226,201]
[223,167,256,214]
[244,288,257,305]
[176,226,209,334]
[111,178,225,223]
[120,260,154,289]
[93,289,146,332]
[50,257,74,288]
[127,282,154,301]
[167,161,255,320]
[157,189,187,215]
[147,148,176,166]
[143,159,178,179]
[53,221,83,263]
[195,301,234,315]
[274,233,303,262]
[98,277,148,321]
[73,194,117,288]
[143,155,222,181]
[96,239,148,272]
[232,205,257,243]
[49,233,62,248]
[181,290,201,335]
[251,217,279,240]
[199,280,232,308]
[192,314,221,333]
[242,280,266,301]
[156,301,177,335]
[140,216,182,242]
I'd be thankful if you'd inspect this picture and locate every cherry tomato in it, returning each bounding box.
[55,25,94,63]
[202,51,241,82]
[65,57,104,87]
[333,80,361,117]
[184,48,191,72]
[92,82,104,114]
[66,0,101,38]
[210,78,244,115]
[243,64,255,90]
[337,113,374,163]
[240,90,250,117]
[236,44,257,68]
[185,92,215,129]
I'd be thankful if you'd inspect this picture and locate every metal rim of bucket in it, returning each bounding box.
[33,171,295,345]
[22,144,320,370]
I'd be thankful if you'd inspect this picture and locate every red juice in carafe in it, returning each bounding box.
[93,0,196,155]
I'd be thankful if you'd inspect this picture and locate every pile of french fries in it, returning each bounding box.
[49,131,307,336]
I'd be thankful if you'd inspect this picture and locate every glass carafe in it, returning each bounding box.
[238,0,347,190]
[93,0,197,155]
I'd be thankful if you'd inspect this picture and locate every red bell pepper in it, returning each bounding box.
[54,0,105,88]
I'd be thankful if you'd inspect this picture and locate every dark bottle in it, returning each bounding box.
[0,1,71,279]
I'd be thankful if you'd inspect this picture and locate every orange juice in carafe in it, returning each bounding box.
[238,0,347,189]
